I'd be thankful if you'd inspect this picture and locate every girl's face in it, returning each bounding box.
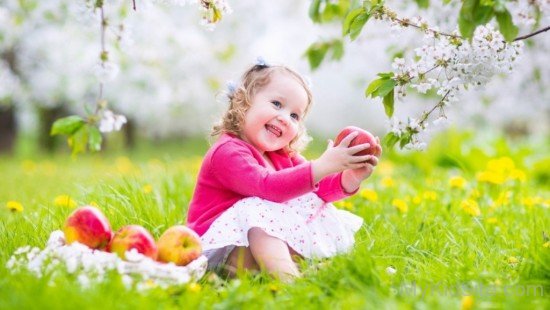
[241,71,308,154]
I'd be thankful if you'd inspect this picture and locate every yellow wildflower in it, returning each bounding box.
[144,279,157,288]
[476,170,505,185]
[392,199,408,213]
[6,201,24,212]
[142,184,153,194]
[492,191,512,208]
[461,199,481,216]
[412,195,422,205]
[543,241,550,248]
[509,169,526,182]
[54,195,77,208]
[188,282,202,293]
[116,156,135,174]
[478,157,526,184]
[461,295,474,310]
[522,196,543,208]
[268,283,280,293]
[487,157,515,172]
[507,256,519,264]
[469,189,481,199]
[381,177,395,188]
[360,189,378,202]
[486,217,498,224]
[336,201,353,210]
[422,191,438,201]
[449,176,467,189]
[89,201,99,207]
[21,160,36,173]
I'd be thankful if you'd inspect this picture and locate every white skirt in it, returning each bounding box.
[201,193,363,269]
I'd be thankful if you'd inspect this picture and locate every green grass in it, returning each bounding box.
[1,129,549,309]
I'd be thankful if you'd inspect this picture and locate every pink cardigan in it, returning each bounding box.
[186,133,357,236]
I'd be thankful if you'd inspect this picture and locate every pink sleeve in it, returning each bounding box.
[210,142,316,203]
[291,154,358,202]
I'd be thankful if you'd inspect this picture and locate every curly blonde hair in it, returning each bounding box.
[211,63,313,155]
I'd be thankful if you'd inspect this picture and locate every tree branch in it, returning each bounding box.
[393,17,462,39]
[514,25,550,41]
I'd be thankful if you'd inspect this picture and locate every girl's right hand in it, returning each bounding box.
[311,131,374,183]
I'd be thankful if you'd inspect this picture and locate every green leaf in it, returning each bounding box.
[496,9,519,41]
[330,40,345,60]
[458,0,494,39]
[50,115,85,136]
[458,14,476,39]
[414,0,429,9]
[365,78,385,98]
[377,72,395,78]
[383,132,400,148]
[88,126,102,152]
[304,43,329,70]
[373,79,396,98]
[68,125,89,156]
[321,3,340,22]
[304,40,344,70]
[382,88,395,117]
[399,132,412,148]
[349,11,370,40]
[343,7,365,36]
[309,0,322,22]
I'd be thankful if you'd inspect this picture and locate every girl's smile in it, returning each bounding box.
[241,71,308,153]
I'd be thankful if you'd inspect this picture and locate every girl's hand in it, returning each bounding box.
[341,137,382,192]
[311,131,373,183]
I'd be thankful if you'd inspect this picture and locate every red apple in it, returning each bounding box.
[157,225,202,266]
[63,206,113,250]
[334,126,382,158]
[107,225,158,260]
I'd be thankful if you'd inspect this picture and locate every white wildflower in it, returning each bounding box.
[386,266,397,275]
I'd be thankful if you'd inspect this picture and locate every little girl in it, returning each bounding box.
[187,60,381,281]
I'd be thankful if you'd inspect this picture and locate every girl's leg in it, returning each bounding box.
[247,227,301,282]
[224,246,260,277]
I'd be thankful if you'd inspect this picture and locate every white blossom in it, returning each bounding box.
[93,61,120,83]
[99,110,127,133]
[6,230,207,290]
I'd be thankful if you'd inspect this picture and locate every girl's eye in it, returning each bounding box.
[291,113,300,121]
[271,101,281,108]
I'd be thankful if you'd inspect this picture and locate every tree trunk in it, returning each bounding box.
[123,118,136,149]
[37,106,68,152]
[0,105,16,153]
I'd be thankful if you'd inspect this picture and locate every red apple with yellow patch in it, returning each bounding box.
[334,126,382,159]
[107,225,158,260]
[63,206,113,250]
[157,225,202,266]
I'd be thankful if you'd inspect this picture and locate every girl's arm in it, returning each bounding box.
[293,133,377,202]
[210,141,315,203]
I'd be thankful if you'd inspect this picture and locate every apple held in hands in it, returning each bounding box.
[334,126,382,158]
[157,225,202,266]
[63,205,113,250]
[107,225,158,260]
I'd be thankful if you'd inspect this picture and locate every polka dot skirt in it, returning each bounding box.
[201,193,363,260]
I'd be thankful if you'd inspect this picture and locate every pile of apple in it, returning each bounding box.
[63,206,202,267]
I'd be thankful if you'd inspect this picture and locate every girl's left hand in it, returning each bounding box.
[347,155,379,182]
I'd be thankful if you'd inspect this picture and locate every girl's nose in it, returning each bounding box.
[276,113,289,126]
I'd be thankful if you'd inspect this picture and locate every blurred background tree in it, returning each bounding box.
[0,0,548,154]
